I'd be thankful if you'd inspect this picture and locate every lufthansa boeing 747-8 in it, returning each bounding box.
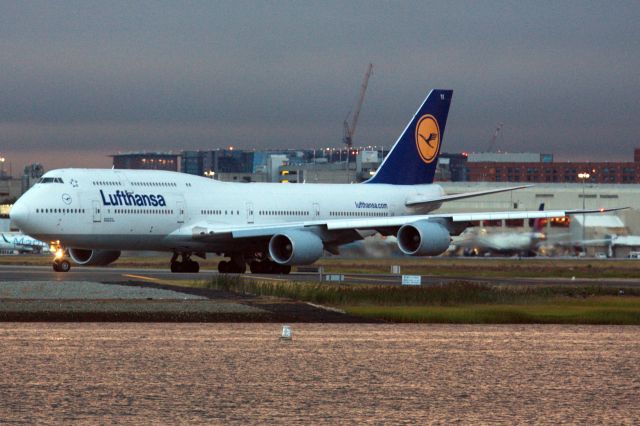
[10,90,618,273]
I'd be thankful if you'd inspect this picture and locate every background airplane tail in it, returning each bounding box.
[533,203,545,232]
[365,89,453,185]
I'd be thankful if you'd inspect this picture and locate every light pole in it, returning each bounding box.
[578,172,591,253]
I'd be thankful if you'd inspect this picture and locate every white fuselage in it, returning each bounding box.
[12,168,445,253]
[455,228,545,254]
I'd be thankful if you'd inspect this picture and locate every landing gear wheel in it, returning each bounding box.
[171,260,199,273]
[249,260,290,274]
[53,259,71,272]
[218,260,229,273]
[250,260,266,273]
[219,259,246,273]
[276,264,291,275]
[170,252,200,273]
[59,260,71,272]
[186,260,200,273]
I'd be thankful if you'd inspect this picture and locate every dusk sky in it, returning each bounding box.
[1,1,639,175]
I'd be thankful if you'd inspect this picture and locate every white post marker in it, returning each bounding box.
[401,275,422,286]
[280,325,292,341]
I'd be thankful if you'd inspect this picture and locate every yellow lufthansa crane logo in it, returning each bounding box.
[415,114,440,164]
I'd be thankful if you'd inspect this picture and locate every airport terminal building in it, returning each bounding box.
[3,147,640,257]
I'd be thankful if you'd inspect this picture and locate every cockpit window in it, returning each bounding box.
[38,177,64,184]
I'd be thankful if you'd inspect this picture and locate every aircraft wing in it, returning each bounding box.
[180,207,625,240]
[405,184,533,207]
[552,238,613,247]
[322,207,625,235]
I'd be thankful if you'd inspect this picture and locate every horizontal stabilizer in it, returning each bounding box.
[405,184,533,207]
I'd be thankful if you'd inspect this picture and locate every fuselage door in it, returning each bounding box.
[246,202,254,224]
[313,203,320,218]
[92,200,101,223]
[177,201,185,224]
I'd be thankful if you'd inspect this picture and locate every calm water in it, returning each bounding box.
[1,323,639,424]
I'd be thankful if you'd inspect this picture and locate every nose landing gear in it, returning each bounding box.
[51,242,71,272]
[53,259,71,272]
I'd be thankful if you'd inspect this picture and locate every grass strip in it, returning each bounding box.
[206,275,640,306]
[344,301,640,324]
[205,275,640,324]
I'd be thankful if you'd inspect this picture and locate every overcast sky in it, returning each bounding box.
[1,1,639,173]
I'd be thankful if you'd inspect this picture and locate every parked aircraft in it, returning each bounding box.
[10,89,619,273]
[0,232,49,254]
[453,204,551,256]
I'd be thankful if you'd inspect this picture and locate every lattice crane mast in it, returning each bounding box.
[486,122,504,152]
[343,63,373,151]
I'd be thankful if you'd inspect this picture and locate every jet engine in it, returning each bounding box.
[397,220,451,256]
[68,248,121,266]
[269,230,324,265]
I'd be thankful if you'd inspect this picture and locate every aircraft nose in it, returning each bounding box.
[9,199,30,231]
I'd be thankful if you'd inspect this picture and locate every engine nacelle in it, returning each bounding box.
[397,220,451,256]
[68,248,121,266]
[269,230,324,265]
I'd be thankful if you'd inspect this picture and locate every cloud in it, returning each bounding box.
[1,1,639,172]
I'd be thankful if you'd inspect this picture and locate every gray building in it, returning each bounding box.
[112,152,179,171]
[0,178,22,204]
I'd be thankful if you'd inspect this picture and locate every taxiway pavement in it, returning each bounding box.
[1,264,639,288]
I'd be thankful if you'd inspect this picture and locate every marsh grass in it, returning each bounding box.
[345,300,640,324]
[313,257,640,279]
[207,275,640,305]
[205,276,640,324]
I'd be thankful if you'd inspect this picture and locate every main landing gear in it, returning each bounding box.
[51,242,71,272]
[217,253,291,275]
[169,251,291,275]
[217,253,246,274]
[170,252,200,273]
[248,259,291,274]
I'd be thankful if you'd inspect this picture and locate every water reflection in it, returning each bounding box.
[0,324,638,423]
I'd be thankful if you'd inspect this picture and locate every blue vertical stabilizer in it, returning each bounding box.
[365,89,453,185]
